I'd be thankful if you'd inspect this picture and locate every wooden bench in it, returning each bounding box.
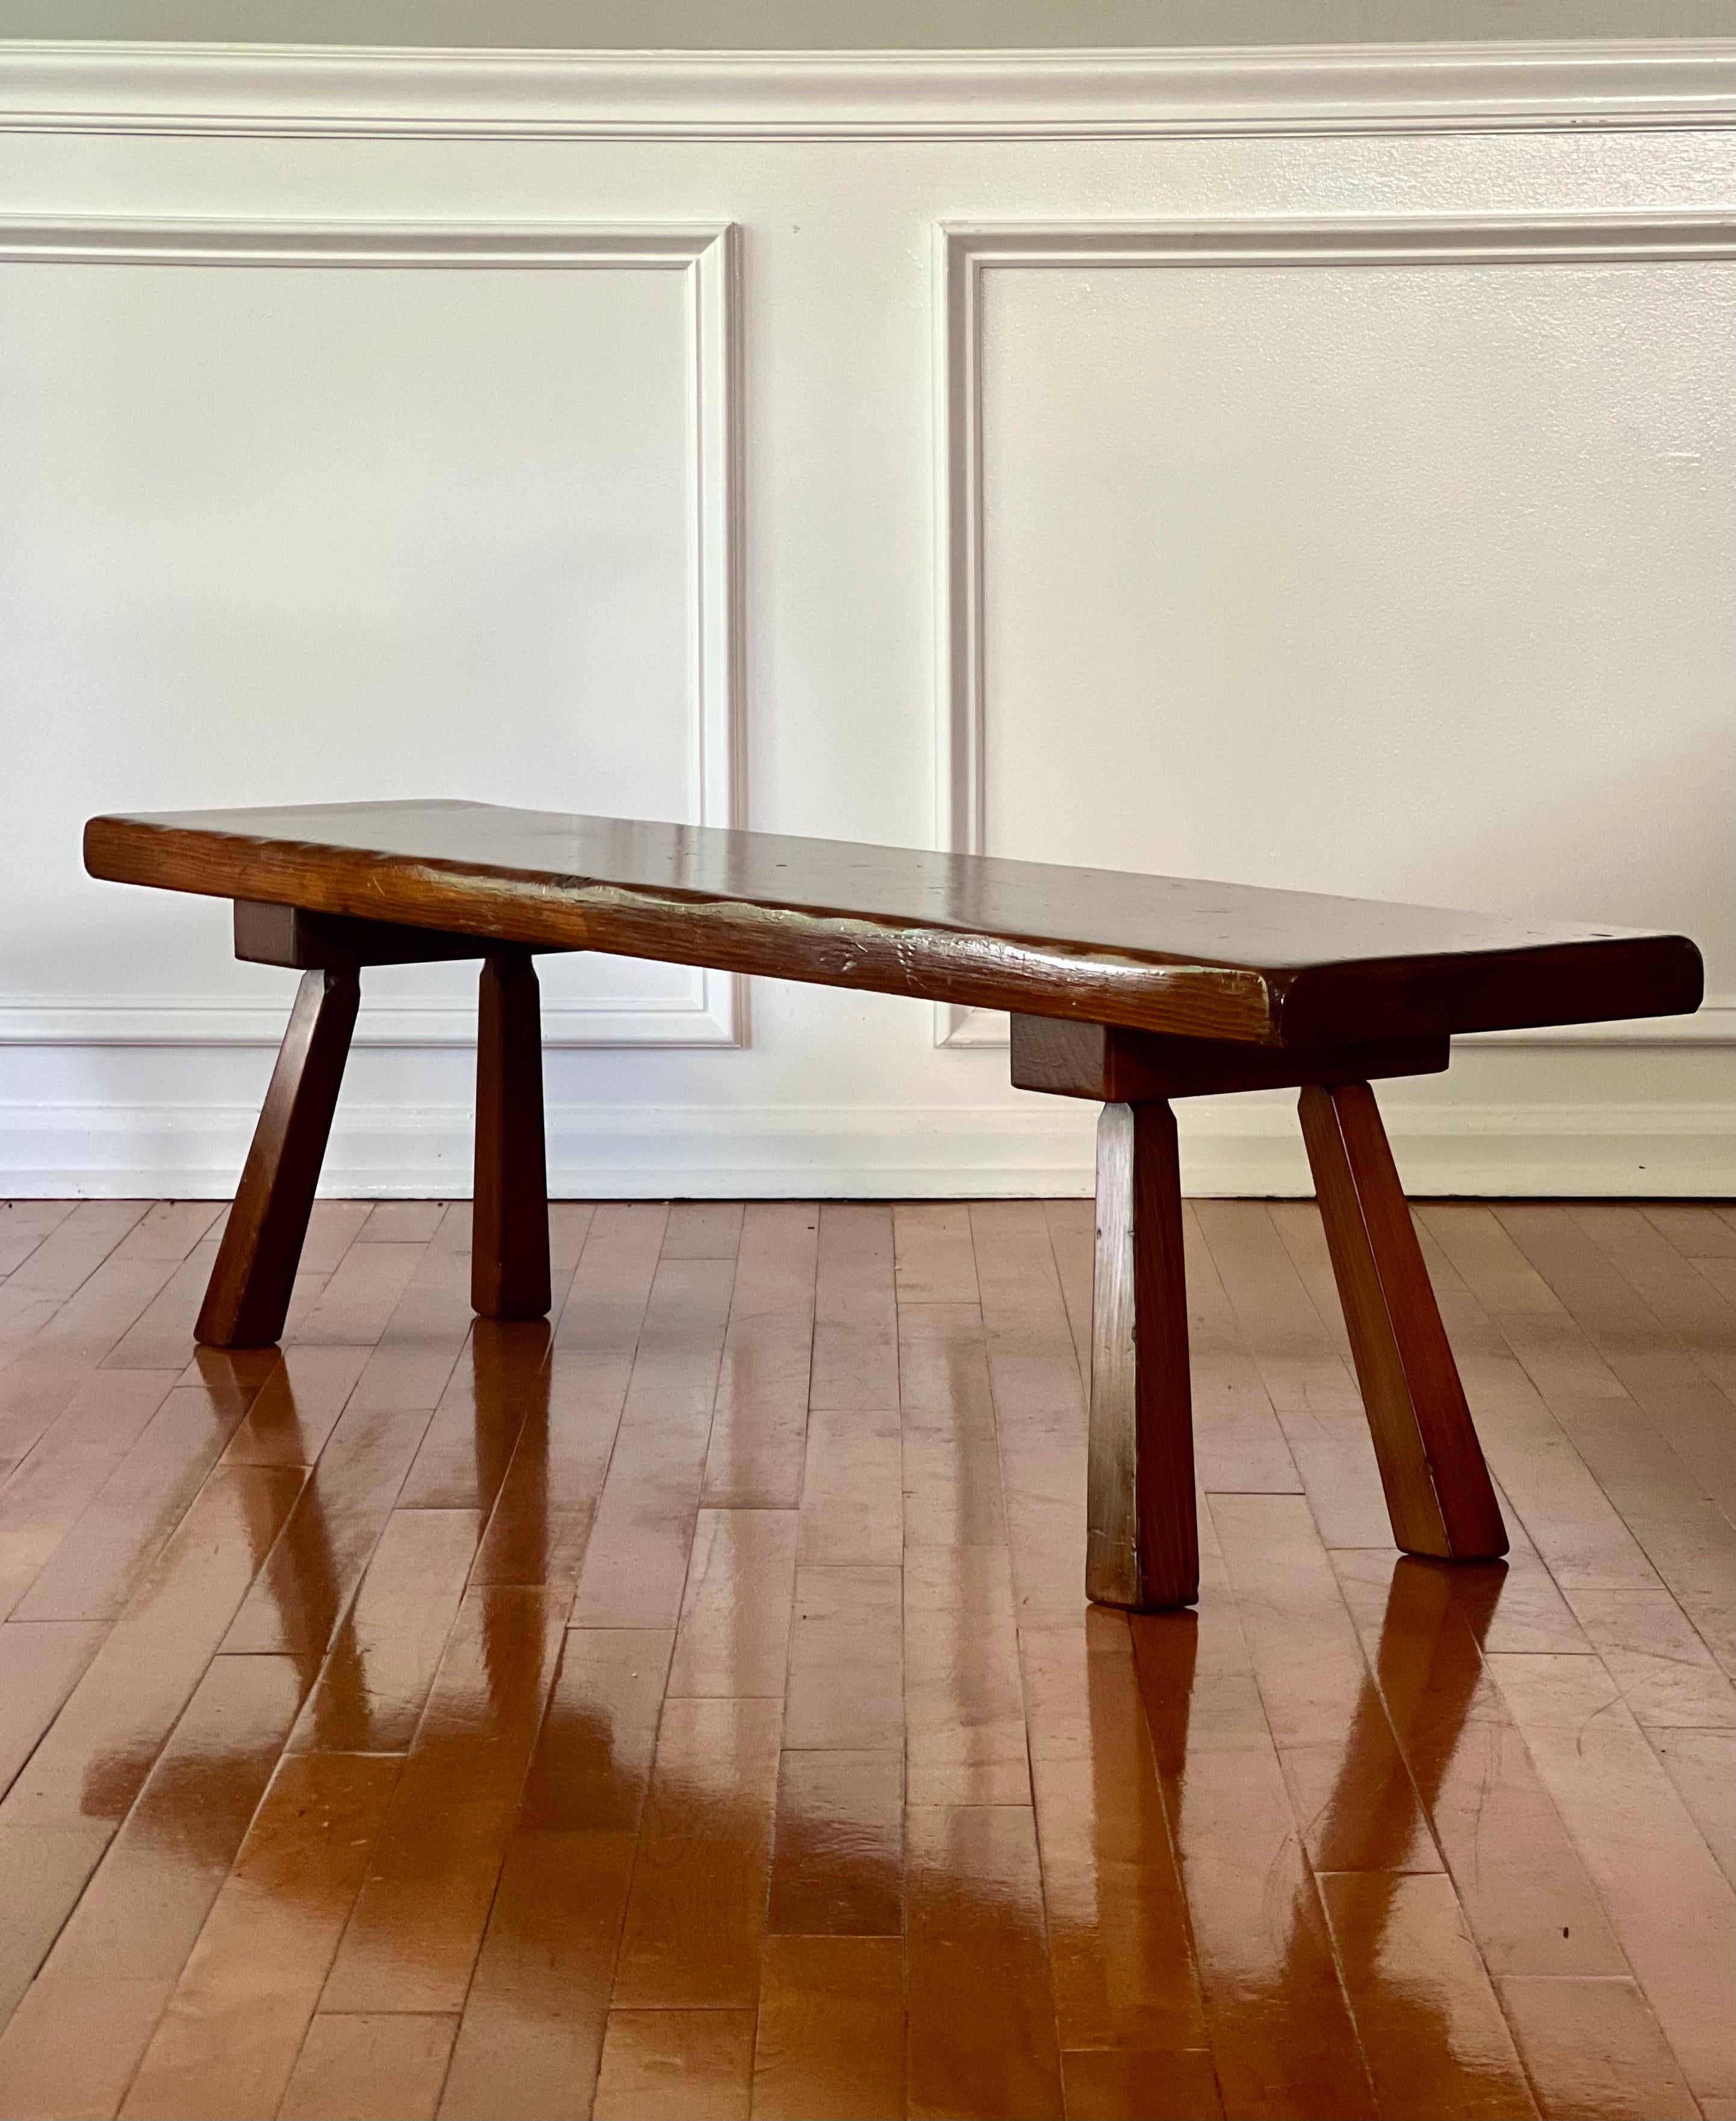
[84,800,1703,1612]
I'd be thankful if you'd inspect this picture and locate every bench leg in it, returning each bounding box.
[196,967,359,1349]
[473,949,551,1321]
[1299,1081,1508,1560]
[1089,1101,1199,1610]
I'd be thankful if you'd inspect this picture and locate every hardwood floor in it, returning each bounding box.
[0,1194,1732,2120]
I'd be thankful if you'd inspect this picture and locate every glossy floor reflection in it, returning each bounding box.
[0,1195,1732,2118]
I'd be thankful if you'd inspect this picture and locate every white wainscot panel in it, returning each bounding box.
[0,219,742,1049]
[940,219,1736,1070]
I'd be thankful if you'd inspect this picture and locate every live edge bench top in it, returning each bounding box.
[84,799,1702,1049]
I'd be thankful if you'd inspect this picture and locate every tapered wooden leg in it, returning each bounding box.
[473,949,551,1321]
[1300,1080,1507,1560]
[1088,1100,1198,1610]
[196,966,359,1348]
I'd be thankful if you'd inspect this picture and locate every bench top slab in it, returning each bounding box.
[84,800,1702,1048]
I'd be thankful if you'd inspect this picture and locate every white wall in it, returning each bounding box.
[0,39,1732,1198]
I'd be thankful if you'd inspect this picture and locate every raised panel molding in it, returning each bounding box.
[2,39,1734,141]
[0,214,746,1051]
[934,213,1736,1054]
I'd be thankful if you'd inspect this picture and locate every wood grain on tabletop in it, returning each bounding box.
[84,801,1702,1046]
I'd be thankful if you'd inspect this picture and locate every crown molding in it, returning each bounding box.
[3,37,1735,139]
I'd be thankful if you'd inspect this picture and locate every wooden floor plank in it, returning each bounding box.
[1648,1725,1736,1892]
[1020,1613,1207,2056]
[281,2010,457,2121]
[439,1629,670,2121]
[286,1506,482,1754]
[784,1563,903,1754]
[906,1803,1062,2121]
[0,1373,184,1623]
[287,1238,430,1350]
[1413,1219,1673,1589]
[318,1586,568,2016]
[1318,1870,1537,2120]
[473,1204,662,1593]
[799,1407,902,1569]
[0,1463,305,1833]
[0,1195,1731,2121]
[809,1205,897,1413]
[297,1200,375,1277]
[1563,1583,1736,1728]
[0,1653,310,2118]
[0,1203,76,1283]
[1183,1216,1313,1511]
[1424,1204,1736,1682]
[766,1747,903,1939]
[567,1252,733,1633]
[14,1374,264,1623]
[397,1316,552,1514]
[1570,1202,1736,1402]
[1061,2046,1224,2121]
[1328,1549,1629,1980]
[971,1202,1092,1631]
[0,1464,304,2040]
[0,1621,105,1804]
[99,1239,222,1371]
[593,2008,755,2121]
[3,1203,150,1305]
[1489,1649,1736,2105]
[1210,1491,1443,1875]
[1645,1203,1736,1261]
[897,1299,996,1439]
[668,1507,799,1700]
[1189,1208,1328,1505]
[120,1751,403,2120]
[1129,1554,1378,2121]
[751,1933,904,2121]
[356,1199,448,1245]
[219,1394,439,1659]
[219,1344,368,1469]
[701,1203,818,1512]
[1501,1205,1736,1523]
[0,1252,195,1469]
[610,1695,782,2013]
[661,1201,745,1261]
[905,1545,1030,1807]
[1498,1975,1697,2121]
[900,1301,1006,1553]
[893,1203,980,1308]
[1041,1197,1094,1385]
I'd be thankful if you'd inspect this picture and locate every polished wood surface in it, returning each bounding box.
[1010,1013,1449,1099]
[471,952,551,1324]
[92,803,1699,1601]
[85,802,1702,1045]
[1301,1082,1509,1562]
[233,901,502,972]
[1088,1104,1197,1610]
[1037,1029,1504,1601]
[193,969,359,1350]
[1,1191,1733,2119]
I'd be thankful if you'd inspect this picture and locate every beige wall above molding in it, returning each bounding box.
[4,0,1736,48]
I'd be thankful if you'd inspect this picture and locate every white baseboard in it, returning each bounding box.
[1,1098,1728,1200]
